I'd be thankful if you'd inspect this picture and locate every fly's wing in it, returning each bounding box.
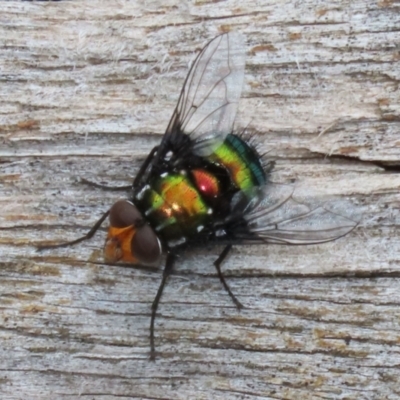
[230,183,360,245]
[152,32,246,167]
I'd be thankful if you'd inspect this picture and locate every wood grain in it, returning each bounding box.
[1,1,399,399]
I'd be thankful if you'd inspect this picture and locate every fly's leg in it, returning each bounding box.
[77,145,159,192]
[37,209,110,250]
[150,252,175,360]
[80,177,132,191]
[214,244,243,309]
[133,146,159,190]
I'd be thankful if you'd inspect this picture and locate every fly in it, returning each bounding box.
[38,32,359,360]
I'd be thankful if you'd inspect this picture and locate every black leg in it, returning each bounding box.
[133,146,159,190]
[150,253,175,360]
[80,177,132,191]
[214,245,243,310]
[37,209,110,250]
[78,146,159,193]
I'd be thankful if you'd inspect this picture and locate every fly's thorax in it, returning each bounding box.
[104,200,162,266]
[134,172,215,247]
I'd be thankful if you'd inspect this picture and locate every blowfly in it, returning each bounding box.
[38,32,359,359]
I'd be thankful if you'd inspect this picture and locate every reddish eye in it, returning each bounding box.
[109,200,142,228]
[106,200,162,266]
[131,225,162,265]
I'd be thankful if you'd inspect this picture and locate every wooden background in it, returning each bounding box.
[1,1,400,399]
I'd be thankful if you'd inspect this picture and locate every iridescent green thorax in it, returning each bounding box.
[212,134,266,193]
[140,173,211,243]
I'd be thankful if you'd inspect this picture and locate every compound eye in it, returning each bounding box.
[109,200,141,228]
[131,225,162,265]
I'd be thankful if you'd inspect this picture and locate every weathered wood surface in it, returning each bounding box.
[1,1,400,399]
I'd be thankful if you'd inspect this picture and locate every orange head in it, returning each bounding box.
[104,200,162,266]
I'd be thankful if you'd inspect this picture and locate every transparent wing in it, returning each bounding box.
[157,32,246,160]
[233,183,360,245]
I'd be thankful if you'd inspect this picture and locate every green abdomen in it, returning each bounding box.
[211,134,266,192]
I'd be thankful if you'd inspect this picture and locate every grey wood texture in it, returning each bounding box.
[1,1,399,399]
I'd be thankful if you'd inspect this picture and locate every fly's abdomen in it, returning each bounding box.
[138,173,212,246]
[212,134,266,192]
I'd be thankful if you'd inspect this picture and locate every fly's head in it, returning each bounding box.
[104,200,162,266]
